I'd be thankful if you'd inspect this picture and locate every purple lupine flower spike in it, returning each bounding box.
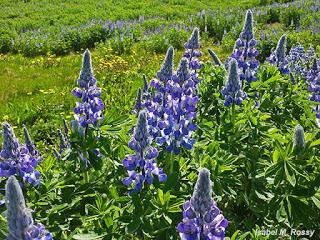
[226,10,260,84]
[157,46,174,83]
[72,49,104,128]
[221,59,247,107]
[122,110,167,194]
[6,176,53,240]
[184,28,202,86]
[177,168,228,240]
[268,35,290,74]
[23,125,37,156]
[0,122,41,186]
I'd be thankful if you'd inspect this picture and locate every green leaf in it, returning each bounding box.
[311,196,320,210]
[126,218,141,233]
[73,233,106,240]
[158,189,165,206]
[310,139,320,147]
[230,230,240,240]
[273,149,279,163]
[284,161,296,187]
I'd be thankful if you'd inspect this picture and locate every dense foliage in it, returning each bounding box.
[0,1,320,240]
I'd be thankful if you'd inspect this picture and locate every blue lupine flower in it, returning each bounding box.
[268,35,290,74]
[72,49,104,128]
[5,176,53,240]
[177,168,228,240]
[184,28,202,86]
[221,59,247,107]
[0,122,41,186]
[122,111,167,194]
[227,10,260,84]
[149,46,175,139]
[156,57,198,154]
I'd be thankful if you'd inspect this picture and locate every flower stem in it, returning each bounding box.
[170,151,174,174]
[231,102,235,127]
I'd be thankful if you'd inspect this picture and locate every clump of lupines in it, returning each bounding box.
[268,35,290,74]
[293,125,306,149]
[184,27,202,87]
[227,10,260,84]
[72,49,104,128]
[307,59,320,119]
[5,176,53,240]
[0,122,41,186]
[122,110,167,194]
[157,57,199,154]
[146,32,201,154]
[177,168,228,239]
[208,49,222,66]
[221,58,247,107]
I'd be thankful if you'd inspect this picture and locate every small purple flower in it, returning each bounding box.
[177,168,228,240]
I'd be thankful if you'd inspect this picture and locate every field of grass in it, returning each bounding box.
[0,0,320,239]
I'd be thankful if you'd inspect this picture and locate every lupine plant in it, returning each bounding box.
[226,10,260,84]
[122,110,167,194]
[148,46,175,140]
[0,122,41,186]
[268,35,290,75]
[72,49,104,129]
[183,27,202,87]
[67,49,105,170]
[221,58,247,109]
[5,176,53,240]
[177,168,228,240]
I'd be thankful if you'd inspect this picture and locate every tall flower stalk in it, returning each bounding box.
[0,122,41,186]
[222,59,247,125]
[177,168,228,239]
[227,10,259,84]
[69,49,104,168]
[5,176,53,239]
[184,27,202,87]
[122,110,167,194]
[268,35,290,74]
[72,49,104,129]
